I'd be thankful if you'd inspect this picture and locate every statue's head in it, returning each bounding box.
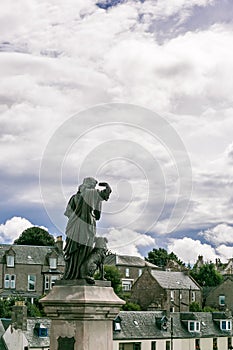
[78,177,97,192]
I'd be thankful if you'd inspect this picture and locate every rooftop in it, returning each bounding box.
[150,270,200,290]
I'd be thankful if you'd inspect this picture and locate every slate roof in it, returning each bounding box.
[113,311,233,340]
[0,244,64,266]
[150,270,200,290]
[24,318,51,349]
[0,318,51,349]
[105,254,158,268]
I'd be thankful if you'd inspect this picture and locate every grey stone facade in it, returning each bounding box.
[0,239,64,301]
[130,269,202,311]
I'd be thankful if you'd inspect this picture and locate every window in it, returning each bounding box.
[50,275,58,289]
[179,291,182,300]
[151,341,156,350]
[138,269,142,277]
[6,255,15,267]
[170,306,175,313]
[125,268,129,277]
[114,322,121,331]
[119,343,141,350]
[166,341,170,350]
[220,320,232,331]
[213,337,218,350]
[195,339,200,350]
[49,257,57,269]
[191,291,196,302]
[171,290,175,301]
[122,280,132,291]
[219,295,225,306]
[28,275,36,291]
[188,321,200,332]
[4,274,16,289]
[45,275,49,290]
[10,275,16,288]
[34,323,48,337]
[4,274,9,288]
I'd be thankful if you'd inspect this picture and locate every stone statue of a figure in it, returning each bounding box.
[62,177,111,282]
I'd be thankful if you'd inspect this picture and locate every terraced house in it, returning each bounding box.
[113,311,233,350]
[1,307,232,350]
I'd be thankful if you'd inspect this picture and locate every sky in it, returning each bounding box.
[1,0,233,264]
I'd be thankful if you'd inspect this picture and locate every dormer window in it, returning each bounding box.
[113,316,122,332]
[7,255,15,267]
[188,321,200,332]
[34,323,48,337]
[220,320,232,331]
[49,257,57,269]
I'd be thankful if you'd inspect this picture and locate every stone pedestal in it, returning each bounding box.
[40,280,125,350]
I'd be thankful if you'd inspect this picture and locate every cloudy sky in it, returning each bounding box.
[1,0,233,264]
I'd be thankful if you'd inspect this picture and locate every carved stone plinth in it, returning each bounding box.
[40,280,125,350]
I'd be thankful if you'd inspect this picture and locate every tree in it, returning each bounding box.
[14,227,55,246]
[95,265,122,296]
[145,248,185,268]
[190,263,223,287]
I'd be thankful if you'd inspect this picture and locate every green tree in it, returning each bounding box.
[190,263,223,287]
[189,301,202,312]
[122,301,141,311]
[95,265,122,296]
[145,248,185,268]
[14,227,55,246]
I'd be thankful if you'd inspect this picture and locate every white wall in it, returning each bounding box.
[3,326,28,350]
[113,336,231,350]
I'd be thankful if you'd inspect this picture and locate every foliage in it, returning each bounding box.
[95,265,122,296]
[14,226,55,246]
[145,248,185,268]
[190,263,223,287]
[122,301,141,311]
[0,297,44,318]
[202,306,218,312]
[189,302,202,312]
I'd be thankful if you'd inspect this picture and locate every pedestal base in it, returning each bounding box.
[40,280,125,350]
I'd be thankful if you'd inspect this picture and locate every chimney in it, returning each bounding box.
[55,235,63,252]
[11,301,27,331]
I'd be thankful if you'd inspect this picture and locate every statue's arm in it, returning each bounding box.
[98,182,112,201]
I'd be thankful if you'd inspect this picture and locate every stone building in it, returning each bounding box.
[130,269,201,311]
[1,304,233,350]
[105,254,158,292]
[205,276,233,312]
[113,310,233,350]
[0,237,64,303]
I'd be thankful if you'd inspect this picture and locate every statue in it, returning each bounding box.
[62,177,111,283]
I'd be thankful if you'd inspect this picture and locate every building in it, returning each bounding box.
[113,310,233,350]
[1,302,233,350]
[0,237,64,303]
[205,276,233,313]
[105,254,159,292]
[130,269,201,311]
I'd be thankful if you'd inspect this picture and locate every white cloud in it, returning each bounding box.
[0,216,48,243]
[105,228,155,258]
[167,237,219,264]
[0,0,233,249]
[216,244,233,261]
[199,223,233,245]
